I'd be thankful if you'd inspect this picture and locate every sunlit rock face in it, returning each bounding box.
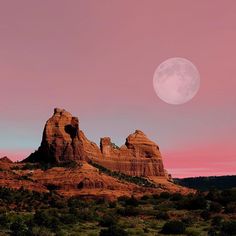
[24,108,167,178]
[25,108,85,163]
[92,130,165,177]
[125,130,162,159]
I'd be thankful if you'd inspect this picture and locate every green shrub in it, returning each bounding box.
[177,195,207,210]
[10,218,29,236]
[60,213,77,224]
[211,215,224,227]
[200,210,211,220]
[185,228,200,236]
[99,224,128,236]
[160,192,170,199]
[68,197,88,208]
[0,213,10,229]
[109,201,117,208]
[124,196,139,206]
[209,201,222,213]
[208,228,218,236]
[161,220,186,234]
[22,163,40,170]
[221,220,236,235]
[33,209,61,230]
[156,211,170,220]
[225,202,236,213]
[220,189,236,205]
[30,226,53,236]
[99,214,116,227]
[188,195,207,210]
[181,216,195,226]
[170,193,183,201]
[206,189,221,201]
[116,206,139,216]
[141,195,150,201]
[77,207,98,221]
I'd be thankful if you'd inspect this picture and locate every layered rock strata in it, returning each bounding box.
[24,108,167,178]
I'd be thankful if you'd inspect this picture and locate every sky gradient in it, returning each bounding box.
[0,0,236,177]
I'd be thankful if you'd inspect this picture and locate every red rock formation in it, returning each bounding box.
[0,156,16,170]
[91,130,166,177]
[125,130,162,159]
[24,108,167,178]
[0,162,192,200]
[79,130,102,159]
[0,108,193,199]
[25,108,85,163]
[0,156,13,163]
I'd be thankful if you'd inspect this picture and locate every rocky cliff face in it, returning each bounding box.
[24,108,167,178]
[93,130,166,176]
[25,108,85,163]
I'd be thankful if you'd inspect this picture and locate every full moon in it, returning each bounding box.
[153,57,200,105]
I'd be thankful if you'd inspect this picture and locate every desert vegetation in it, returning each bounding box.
[0,187,235,236]
[175,176,236,191]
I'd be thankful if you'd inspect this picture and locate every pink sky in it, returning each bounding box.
[0,1,236,177]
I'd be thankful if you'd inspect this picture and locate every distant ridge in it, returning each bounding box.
[0,156,13,163]
[174,175,236,191]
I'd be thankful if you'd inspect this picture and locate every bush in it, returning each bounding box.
[109,201,117,208]
[185,228,200,236]
[99,214,116,227]
[99,224,128,236]
[161,220,186,234]
[221,221,236,235]
[22,163,40,170]
[181,216,195,226]
[209,202,222,213]
[160,192,170,199]
[67,197,87,208]
[225,202,236,213]
[156,211,170,220]
[117,206,139,216]
[208,228,218,236]
[200,210,211,220]
[124,196,139,206]
[0,213,9,228]
[10,218,29,236]
[189,196,207,210]
[30,227,53,236]
[33,209,61,230]
[141,195,150,201]
[177,194,207,210]
[211,215,224,227]
[170,193,183,201]
[220,189,236,205]
[206,189,221,201]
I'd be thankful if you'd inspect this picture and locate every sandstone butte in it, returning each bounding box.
[0,108,193,200]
